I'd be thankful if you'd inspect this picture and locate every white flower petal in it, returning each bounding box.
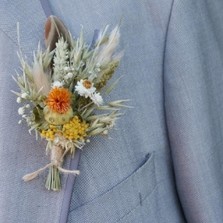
[75,79,96,97]
[91,92,103,106]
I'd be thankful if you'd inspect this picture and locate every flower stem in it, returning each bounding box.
[45,165,61,191]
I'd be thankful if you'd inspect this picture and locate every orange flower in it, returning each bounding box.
[46,87,71,114]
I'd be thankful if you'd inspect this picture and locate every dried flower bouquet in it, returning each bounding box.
[13,16,127,191]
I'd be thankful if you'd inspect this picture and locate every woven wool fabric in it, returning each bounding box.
[1,0,223,223]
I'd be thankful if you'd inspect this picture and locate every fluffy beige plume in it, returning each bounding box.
[96,26,122,65]
[45,15,71,51]
[32,59,51,95]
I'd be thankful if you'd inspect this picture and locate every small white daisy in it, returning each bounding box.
[75,79,103,106]
[75,79,96,98]
[91,92,103,106]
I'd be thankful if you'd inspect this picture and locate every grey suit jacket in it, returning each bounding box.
[0,0,223,222]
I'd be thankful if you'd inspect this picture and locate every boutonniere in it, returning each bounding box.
[13,16,127,191]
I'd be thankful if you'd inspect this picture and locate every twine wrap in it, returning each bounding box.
[22,144,80,183]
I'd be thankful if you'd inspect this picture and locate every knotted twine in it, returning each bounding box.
[22,144,80,182]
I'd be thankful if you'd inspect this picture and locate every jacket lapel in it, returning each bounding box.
[0,1,70,223]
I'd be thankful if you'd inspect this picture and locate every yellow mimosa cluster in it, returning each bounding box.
[41,116,88,141]
[62,116,88,140]
[41,125,58,141]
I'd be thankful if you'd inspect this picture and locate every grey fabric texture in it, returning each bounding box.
[164,1,223,222]
[0,0,223,223]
